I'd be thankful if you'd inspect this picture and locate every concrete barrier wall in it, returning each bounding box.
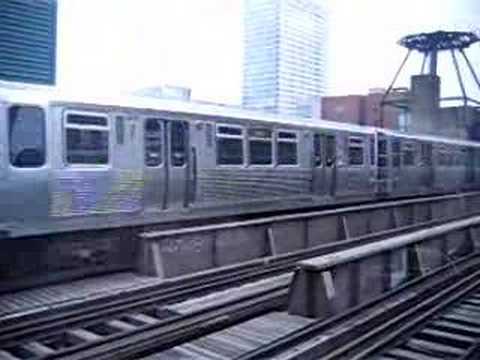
[137,193,480,279]
[288,215,480,320]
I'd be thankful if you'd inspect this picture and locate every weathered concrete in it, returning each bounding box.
[137,193,480,280]
[288,215,480,319]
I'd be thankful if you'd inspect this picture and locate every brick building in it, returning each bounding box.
[317,89,403,130]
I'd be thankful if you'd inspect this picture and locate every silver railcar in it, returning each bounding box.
[1,90,479,238]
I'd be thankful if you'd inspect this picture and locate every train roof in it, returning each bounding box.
[1,87,480,147]
[379,128,480,148]
[0,87,374,134]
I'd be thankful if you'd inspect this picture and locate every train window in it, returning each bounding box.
[171,121,187,167]
[348,137,364,166]
[370,137,375,166]
[420,143,432,166]
[248,128,272,165]
[216,124,244,165]
[144,118,163,167]
[9,106,46,168]
[313,134,322,167]
[403,143,415,166]
[446,152,454,167]
[326,135,336,167]
[277,130,298,165]
[392,139,401,153]
[392,139,401,167]
[438,148,447,166]
[65,112,109,165]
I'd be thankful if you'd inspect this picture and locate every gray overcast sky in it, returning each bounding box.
[57,0,480,103]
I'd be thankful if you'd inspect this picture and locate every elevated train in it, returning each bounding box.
[1,90,479,237]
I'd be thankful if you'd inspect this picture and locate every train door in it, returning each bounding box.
[376,133,390,195]
[143,119,189,210]
[113,114,143,211]
[6,105,49,222]
[325,134,336,196]
[166,120,190,209]
[312,133,324,195]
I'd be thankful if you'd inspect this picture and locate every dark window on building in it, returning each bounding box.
[9,106,46,167]
[348,137,364,166]
[171,121,187,167]
[249,128,272,165]
[65,113,109,165]
[314,134,322,167]
[403,143,415,166]
[326,135,336,167]
[216,125,244,165]
[277,131,298,165]
[145,118,163,167]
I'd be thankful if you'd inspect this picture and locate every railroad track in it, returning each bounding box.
[232,225,480,360]
[2,195,480,360]
[336,268,480,359]
[147,254,480,360]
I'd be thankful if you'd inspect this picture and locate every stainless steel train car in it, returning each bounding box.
[1,89,479,238]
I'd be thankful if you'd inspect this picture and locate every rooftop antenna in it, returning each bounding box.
[381,30,480,128]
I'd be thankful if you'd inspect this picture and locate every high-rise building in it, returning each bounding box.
[242,0,328,118]
[0,0,57,85]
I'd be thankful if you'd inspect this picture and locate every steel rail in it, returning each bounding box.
[236,254,480,360]
[2,202,477,349]
[325,268,480,359]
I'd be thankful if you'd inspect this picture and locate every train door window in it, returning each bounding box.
[348,137,364,166]
[65,112,109,165]
[377,137,388,167]
[313,134,322,167]
[145,118,163,167]
[216,124,244,165]
[403,142,415,166]
[248,128,272,165]
[392,139,401,167]
[420,143,432,166]
[171,121,187,167]
[369,137,375,166]
[326,135,336,167]
[277,130,298,165]
[446,151,454,167]
[9,106,46,168]
[438,147,447,166]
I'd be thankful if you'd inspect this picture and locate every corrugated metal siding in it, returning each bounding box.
[0,0,57,85]
[198,168,312,202]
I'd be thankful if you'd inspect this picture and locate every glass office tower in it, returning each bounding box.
[243,0,328,118]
